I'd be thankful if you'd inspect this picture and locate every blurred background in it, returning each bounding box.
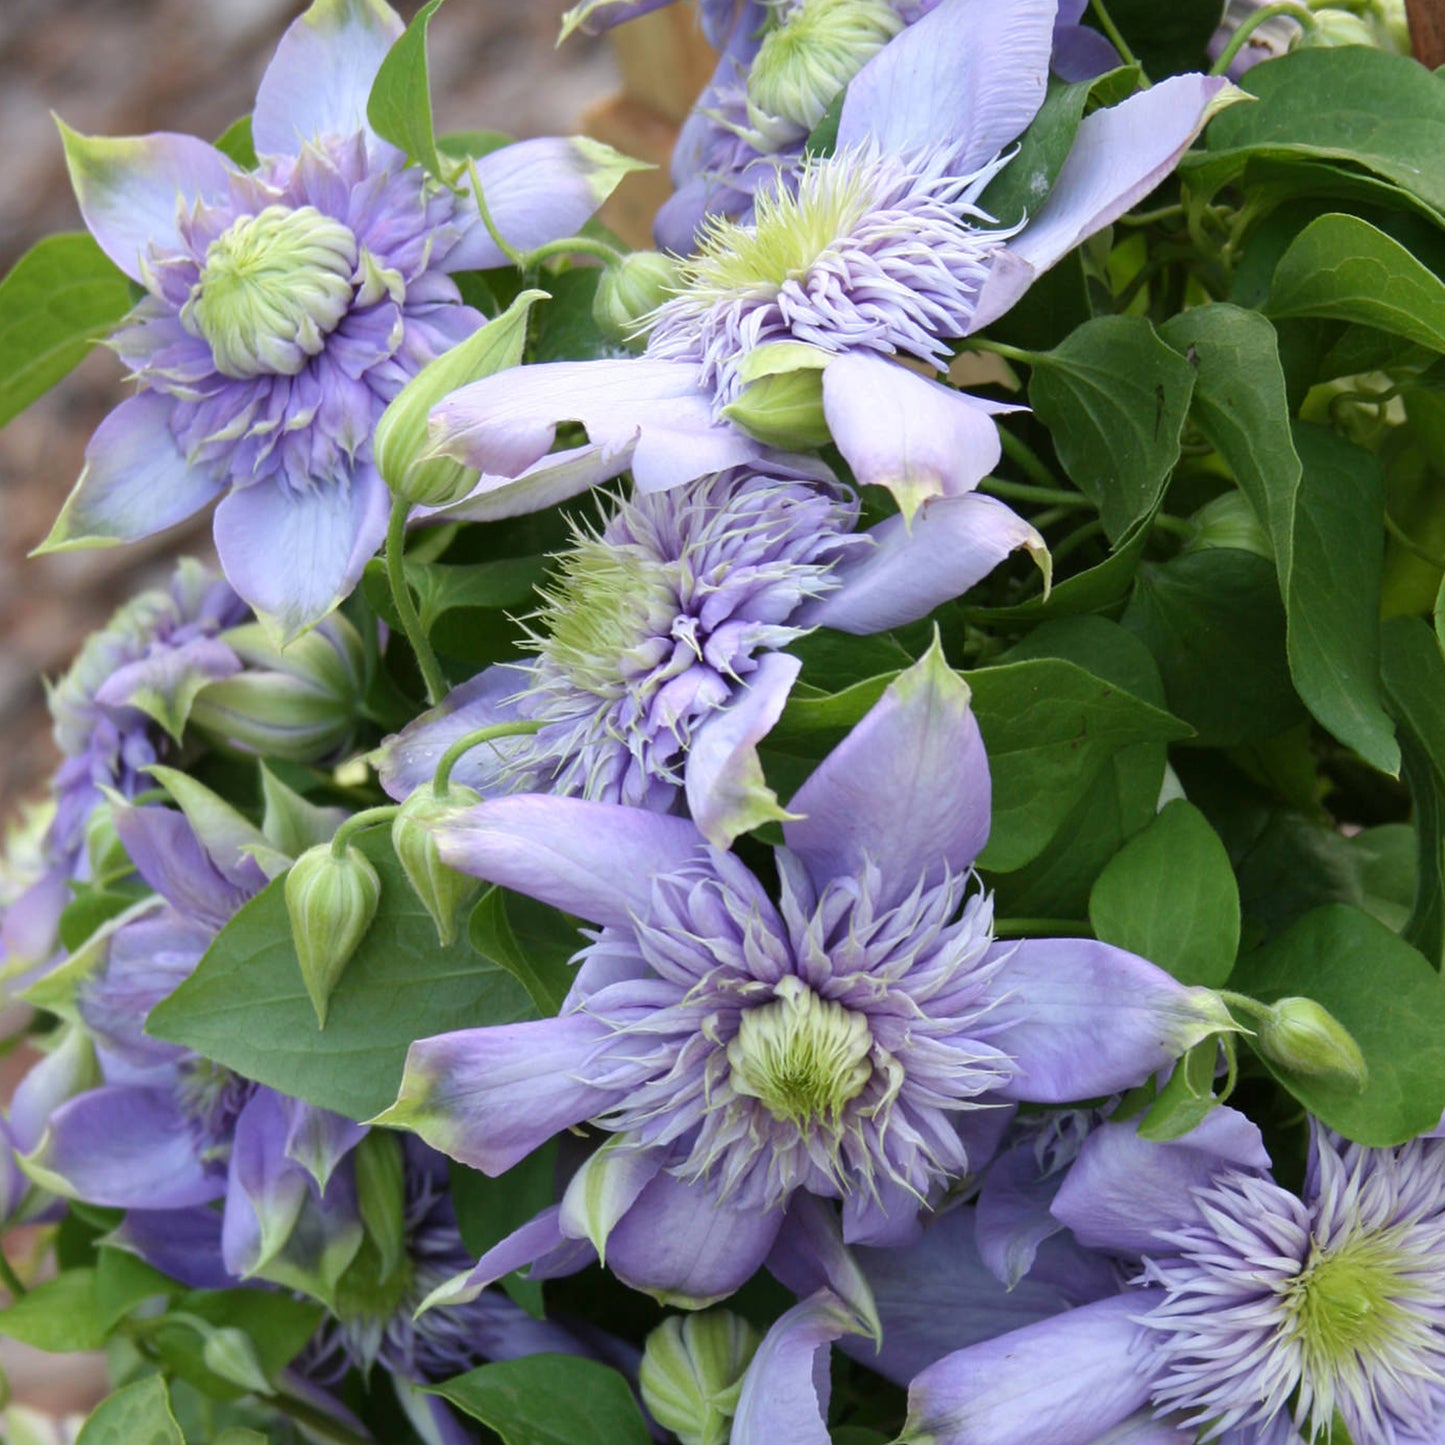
[0,0,657,1422]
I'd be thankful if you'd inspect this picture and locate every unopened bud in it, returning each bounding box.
[285,843,381,1027]
[592,251,679,342]
[1256,996,1368,1088]
[640,1310,761,1445]
[391,786,482,947]
[1184,491,1272,561]
[190,615,365,764]
[1295,8,1383,49]
[375,290,546,507]
[723,369,830,450]
[202,1326,273,1395]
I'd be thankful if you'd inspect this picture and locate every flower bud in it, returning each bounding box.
[1256,996,1369,1088]
[202,1326,274,1395]
[723,369,830,450]
[391,786,482,947]
[640,1310,761,1445]
[285,842,381,1027]
[1295,8,1385,50]
[375,290,546,507]
[189,615,365,764]
[1184,492,1273,561]
[592,250,680,343]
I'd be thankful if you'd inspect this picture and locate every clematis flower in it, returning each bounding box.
[904,1116,1445,1445]
[377,645,1233,1305]
[1,560,245,986]
[374,461,1040,846]
[39,0,639,640]
[425,0,1226,522]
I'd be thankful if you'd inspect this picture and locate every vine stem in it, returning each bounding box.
[980,477,1092,510]
[386,496,449,708]
[523,236,627,268]
[330,805,401,860]
[433,721,545,798]
[1087,0,1142,72]
[1385,512,1445,572]
[0,1250,27,1298]
[998,429,1064,492]
[1210,2,1318,75]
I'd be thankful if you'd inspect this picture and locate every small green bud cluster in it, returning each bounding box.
[285,842,382,1027]
[593,250,681,343]
[640,1310,762,1445]
[1256,996,1369,1088]
[1184,491,1273,561]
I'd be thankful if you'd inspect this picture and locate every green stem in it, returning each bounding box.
[523,236,627,268]
[386,496,449,707]
[1210,2,1317,75]
[433,721,545,798]
[0,1250,27,1298]
[1385,512,1445,572]
[1118,202,1187,228]
[1087,0,1142,72]
[1217,989,1272,1023]
[330,805,400,860]
[980,476,1092,510]
[994,918,1093,938]
[967,338,1045,369]
[1051,517,1106,564]
[466,156,527,270]
[1151,512,1193,539]
[998,428,1063,491]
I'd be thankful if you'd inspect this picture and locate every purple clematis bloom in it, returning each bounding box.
[377,644,1232,1305]
[904,1115,1445,1445]
[0,559,245,986]
[374,460,1040,846]
[425,0,1226,522]
[40,0,638,640]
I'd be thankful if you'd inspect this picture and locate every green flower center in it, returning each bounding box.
[534,535,680,697]
[1287,1227,1421,1381]
[748,0,903,137]
[681,160,874,303]
[727,976,873,1128]
[185,204,357,378]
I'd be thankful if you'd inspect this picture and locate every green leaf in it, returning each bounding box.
[980,68,1140,228]
[0,1270,109,1352]
[213,115,257,169]
[469,887,579,1017]
[0,232,134,426]
[431,1354,651,1445]
[1231,905,1445,1144]
[970,658,1193,872]
[1268,214,1445,353]
[179,1288,323,1379]
[1026,315,1196,541]
[76,1375,183,1445]
[213,1433,268,1445]
[1089,800,1240,987]
[529,267,611,364]
[1381,616,1445,966]
[1282,424,1397,775]
[94,1246,177,1324]
[450,1142,558,1317]
[1123,549,1304,747]
[367,0,450,182]
[1156,303,1299,542]
[1184,47,1445,223]
[146,829,533,1119]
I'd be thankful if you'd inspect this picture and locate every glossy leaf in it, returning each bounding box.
[367,0,449,181]
[431,1354,651,1445]
[468,887,580,1017]
[1268,214,1445,354]
[1089,799,1240,987]
[0,232,134,426]
[1231,904,1445,1145]
[147,830,533,1120]
[76,1375,183,1445]
[1026,315,1195,542]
